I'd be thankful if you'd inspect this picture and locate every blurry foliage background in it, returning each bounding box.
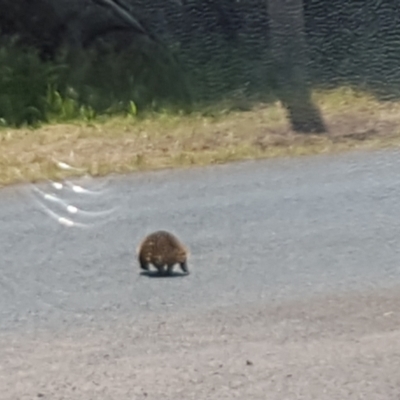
[0,0,398,127]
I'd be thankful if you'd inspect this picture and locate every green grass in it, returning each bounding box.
[1,40,400,189]
[1,86,400,188]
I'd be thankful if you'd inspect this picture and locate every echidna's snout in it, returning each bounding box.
[180,260,189,274]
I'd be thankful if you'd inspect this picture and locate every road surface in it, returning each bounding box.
[1,149,400,399]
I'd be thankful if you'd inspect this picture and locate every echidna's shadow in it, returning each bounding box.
[139,270,189,279]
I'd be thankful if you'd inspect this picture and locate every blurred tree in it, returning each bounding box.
[268,0,327,133]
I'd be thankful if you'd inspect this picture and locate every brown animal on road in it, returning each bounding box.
[137,230,189,276]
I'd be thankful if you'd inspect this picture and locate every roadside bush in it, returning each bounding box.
[0,37,192,128]
[0,40,65,127]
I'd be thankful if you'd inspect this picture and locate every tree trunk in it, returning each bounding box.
[267,0,327,134]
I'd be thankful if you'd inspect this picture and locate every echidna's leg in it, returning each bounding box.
[167,264,174,275]
[139,257,149,270]
[180,261,189,273]
[156,265,165,275]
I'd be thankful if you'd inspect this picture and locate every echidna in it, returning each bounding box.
[137,230,189,275]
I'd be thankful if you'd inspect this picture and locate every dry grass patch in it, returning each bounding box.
[1,87,400,188]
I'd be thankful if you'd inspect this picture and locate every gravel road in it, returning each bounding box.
[1,149,400,399]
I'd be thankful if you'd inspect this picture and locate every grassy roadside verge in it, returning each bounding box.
[1,87,400,188]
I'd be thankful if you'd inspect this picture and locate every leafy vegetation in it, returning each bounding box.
[1,0,400,188]
[0,37,192,128]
